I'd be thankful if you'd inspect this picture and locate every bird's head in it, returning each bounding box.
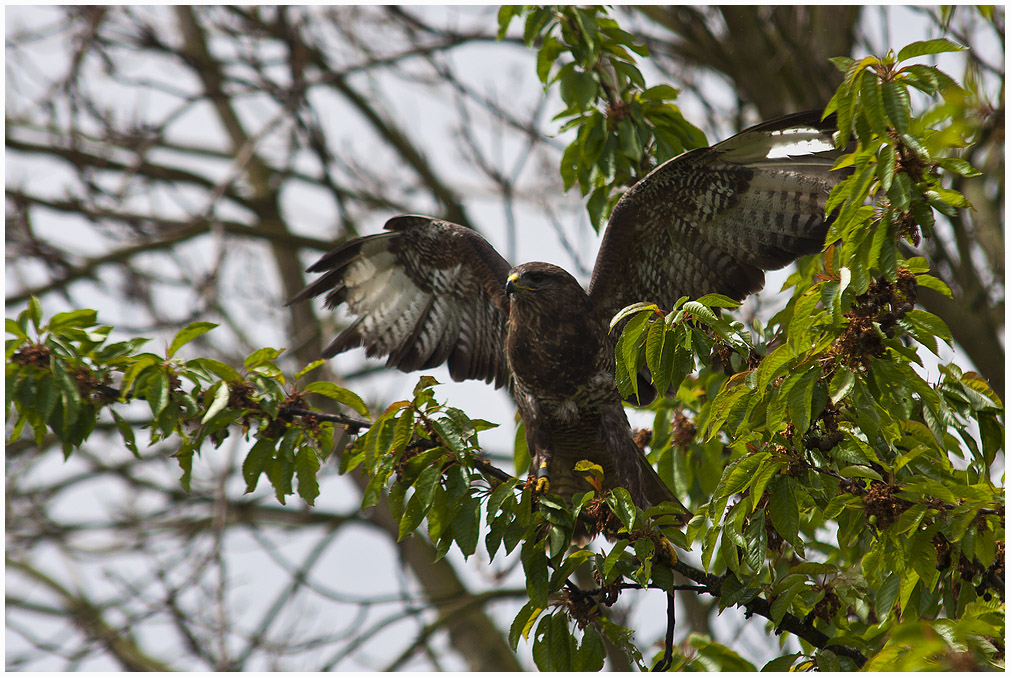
[505,262,586,308]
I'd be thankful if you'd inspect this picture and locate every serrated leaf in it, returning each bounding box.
[768,479,799,547]
[48,309,98,332]
[523,540,550,608]
[603,539,629,581]
[509,601,545,651]
[876,142,896,191]
[27,297,43,332]
[146,369,170,419]
[829,368,856,404]
[242,437,275,493]
[881,80,911,133]
[452,496,481,558]
[816,649,841,673]
[937,157,982,178]
[608,487,636,530]
[295,446,320,505]
[640,84,680,101]
[304,381,369,417]
[838,464,883,481]
[897,38,966,62]
[295,359,326,380]
[202,381,230,423]
[762,653,800,672]
[167,322,217,358]
[859,73,888,136]
[111,409,139,458]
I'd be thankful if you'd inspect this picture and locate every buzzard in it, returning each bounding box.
[291,111,845,521]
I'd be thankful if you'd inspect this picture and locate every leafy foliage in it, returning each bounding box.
[609,36,1004,670]
[498,5,707,230]
[5,17,1004,675]
[6,308,355,505]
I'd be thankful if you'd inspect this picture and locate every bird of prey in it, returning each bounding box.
[291,110,845,522]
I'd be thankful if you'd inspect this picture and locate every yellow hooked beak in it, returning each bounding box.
[506,272,534,294]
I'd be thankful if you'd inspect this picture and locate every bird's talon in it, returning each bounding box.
[534,476,550,494]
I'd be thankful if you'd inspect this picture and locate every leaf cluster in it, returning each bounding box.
[606,38,1004,671]
[498,5,706,230]
[6,302,366,506]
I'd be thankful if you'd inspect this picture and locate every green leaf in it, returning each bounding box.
[167,321,217,358]
[202,381,230,423]
[189,357,242,383]
[547,612,572,671]
[48,309,98,332]
[452,496,481,558]
[876,572,901,621]
[603,539,629,582]
[768,479,799,547]
[881,80,911,133]
[617,119,643,163]
[640,84,680,101]
[608,487,636,530]
[575,627,606,671]
[615,310,651,400]
[303,381,369,417]
[242,437,275,492]
[859,73,888,136]
[111,409,139,458]
[146,369,170,419]
[295,359,326,380]
[897,38,966,62]
[523,540,550,608]
[937,157,982,178]
[27,297,43,332]
[6,317,30,343]
[718,452,770,499]
[294,446,320,505]
[829,368,856,404]
[536,36,565,83]
[762,654,800,672]
[509,601,546,651]
[816,649,841,673]
[838,464,884,481]
[876,142,895,191]
[770,578,806,624]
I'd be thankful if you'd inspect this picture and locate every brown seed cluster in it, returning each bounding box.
[227,381,257,410]
[563,586,602,630]
[632,428,652,450]
[12,343,51,368]
[72,366,117,404]
[812,587,841,622]
[831,269,918,370]
[581,496,624,540]
[862,481,912,531]
[670,411,696,448]
[606,100,629,123]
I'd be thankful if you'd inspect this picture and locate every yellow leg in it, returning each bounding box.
[534,459,550,494]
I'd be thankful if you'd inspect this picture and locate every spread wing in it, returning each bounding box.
[290,215,512,388]
[588,111,846,324]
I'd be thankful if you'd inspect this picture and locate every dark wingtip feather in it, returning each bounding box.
[321,318,364,359]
